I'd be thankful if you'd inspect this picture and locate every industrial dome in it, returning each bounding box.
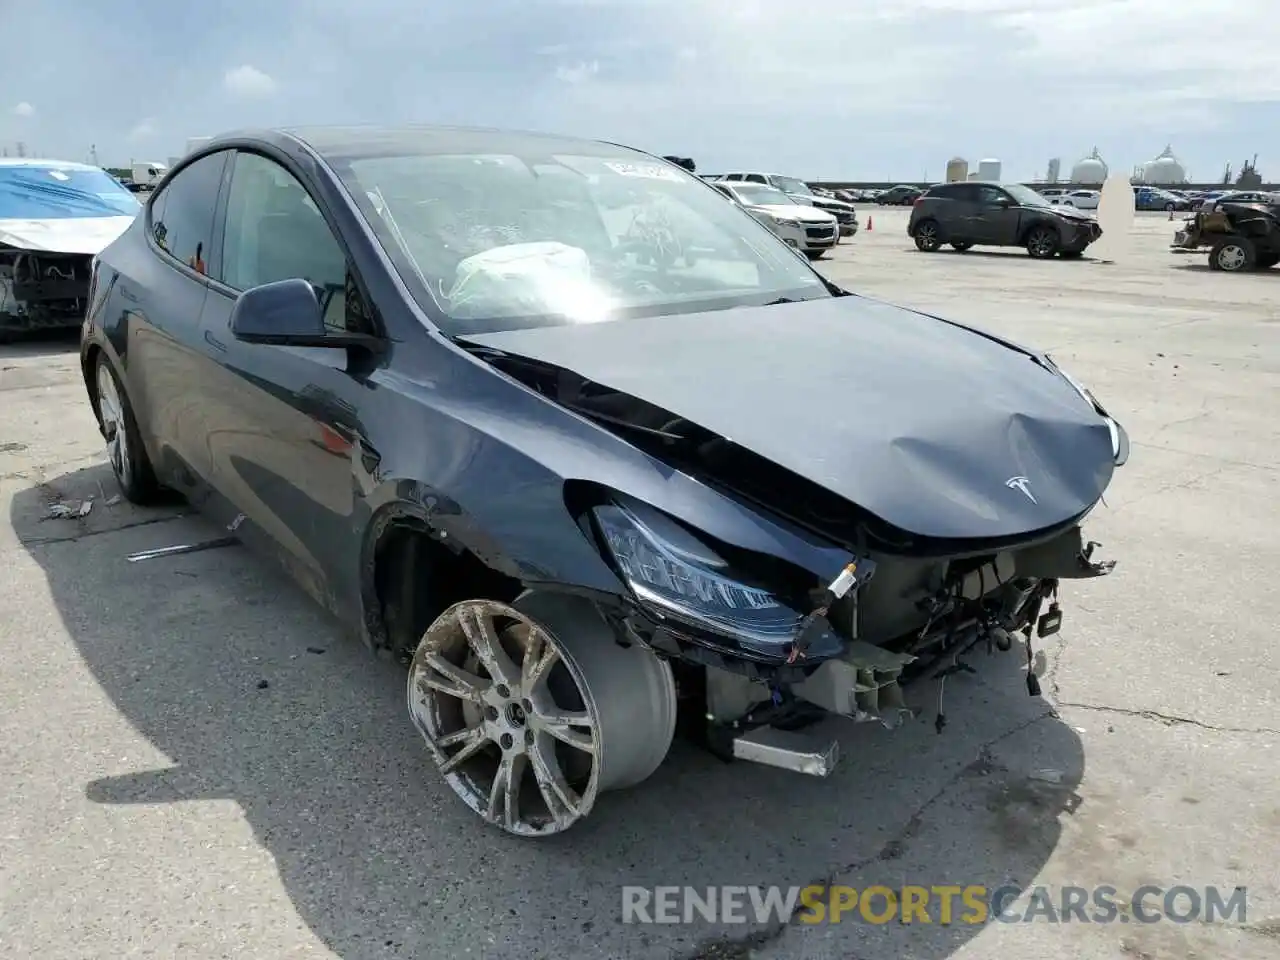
[1071,147,1108,184]
[1140,145,1186,184]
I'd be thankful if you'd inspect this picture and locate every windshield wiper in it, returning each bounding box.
[763,297,801,305]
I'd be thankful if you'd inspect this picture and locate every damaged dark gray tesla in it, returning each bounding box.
[80,126,1127,837]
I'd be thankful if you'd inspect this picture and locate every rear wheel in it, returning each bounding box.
[1209,237,1255,272]
[1165,201,1176,211]
[950,241,973,252]
[1025,226,1060,259]
[407,593,677,836]
[804,249,826,261]
[913,220,942,252]
[94,355,163,504]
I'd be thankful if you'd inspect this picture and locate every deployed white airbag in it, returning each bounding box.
[446,241,613,322]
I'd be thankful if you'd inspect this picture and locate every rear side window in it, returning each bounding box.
[149,151,229,276]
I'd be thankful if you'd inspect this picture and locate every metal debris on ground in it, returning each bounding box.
[1029,768,1065,784]
[104,495,121,506]
[44,498,92,519]
[126,536,238,562]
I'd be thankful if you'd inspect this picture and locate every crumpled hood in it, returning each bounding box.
[1049,205,1096,223]
[463,297,1115,541]
[0,216,136,254]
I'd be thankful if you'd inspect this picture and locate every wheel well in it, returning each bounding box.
[82,344,104,420]
[1021,220,1058,244]
[371,522,523,657]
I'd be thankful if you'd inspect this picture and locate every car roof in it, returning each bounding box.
[0,157,102,171]
[198,124,658,163]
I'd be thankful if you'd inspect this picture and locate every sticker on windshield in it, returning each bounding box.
[604,161,684,182]
[48,170,70,181]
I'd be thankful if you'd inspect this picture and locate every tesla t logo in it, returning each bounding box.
[1005,476,1037,503]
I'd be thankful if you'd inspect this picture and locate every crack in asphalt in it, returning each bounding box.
[19,512,191,547]
[1053,701,1280,736]
[676,710,1058,960]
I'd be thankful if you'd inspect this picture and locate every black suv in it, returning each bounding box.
[908,181,1102,259]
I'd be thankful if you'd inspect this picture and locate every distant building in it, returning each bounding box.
[945,157,969,182]
[1046,158,1061,183]
[1070,147,1108,184]
[977,158,1001,180]
[1135,145,1187,184]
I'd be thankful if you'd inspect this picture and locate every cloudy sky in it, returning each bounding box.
[1,0,1276,181]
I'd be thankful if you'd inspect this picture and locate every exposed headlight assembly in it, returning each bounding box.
[1047,356,1130,466]
[592,497,804,655]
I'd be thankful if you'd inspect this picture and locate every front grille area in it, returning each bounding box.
[805,225,836,240]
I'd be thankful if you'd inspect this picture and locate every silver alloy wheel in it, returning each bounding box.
[408,594,677,836]
[96,363,130,482]
[1216,243,1247,271]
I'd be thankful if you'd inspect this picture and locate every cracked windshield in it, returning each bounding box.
[342,152,828,334]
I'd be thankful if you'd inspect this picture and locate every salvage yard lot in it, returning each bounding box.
[2,206,1277,960]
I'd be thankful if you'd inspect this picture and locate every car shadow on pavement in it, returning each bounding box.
[914,249,1096,263]
[0,328,80,359]
[13,463,1085,960]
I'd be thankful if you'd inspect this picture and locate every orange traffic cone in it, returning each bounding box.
[866,216,873,231]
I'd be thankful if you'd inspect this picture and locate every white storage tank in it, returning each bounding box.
[1140,145,1186,184]
[945,157,969,182]
[1071,147,1108,184]
[977,158,1001,181]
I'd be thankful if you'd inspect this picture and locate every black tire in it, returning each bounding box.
[950,241,973,252]
[804,250,825,260]
[93,354,163,504]
[1255,252,1279,269]
[1025,225,1060,259]
[1209,237,1256,272]
[1164,201,1175,211]
[913,220,942,252]
[1059,250,1084,259]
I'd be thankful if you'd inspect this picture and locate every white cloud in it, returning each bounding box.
[12,101,35,117]
[554,60,599,84]
[128,118,157,140]
[222,64,277,98]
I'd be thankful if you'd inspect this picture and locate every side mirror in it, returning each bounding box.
[230,278,328,345]
[996,198,1012,208]
[228,278,380,350]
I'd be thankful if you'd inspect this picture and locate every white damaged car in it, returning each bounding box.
[0,158,141,341]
